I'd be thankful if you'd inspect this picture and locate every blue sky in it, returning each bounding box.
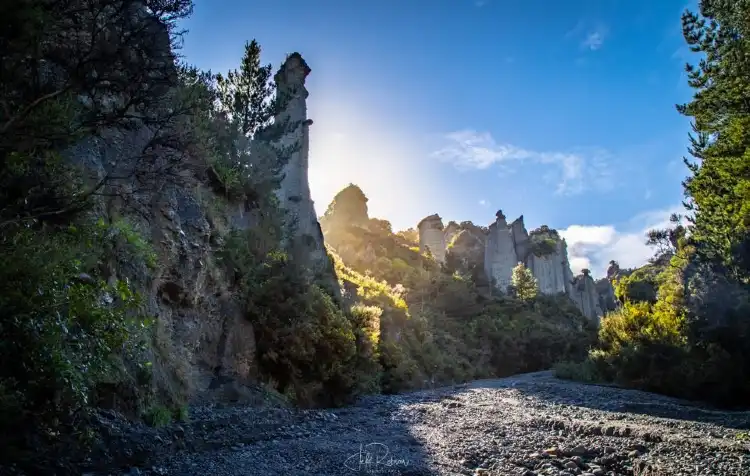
[179,0,698,277]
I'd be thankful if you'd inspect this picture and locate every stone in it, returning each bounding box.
[543,447,560,456]
[415,206,608,321]
[272,53,339,296]
[568,445,588,456]
[417,214,447,263]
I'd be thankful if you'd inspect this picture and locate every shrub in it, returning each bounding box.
[0,220,152,459]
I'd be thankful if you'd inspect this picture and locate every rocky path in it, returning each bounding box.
[108,372,750,476]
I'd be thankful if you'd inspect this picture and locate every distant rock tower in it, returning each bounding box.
[569,269,604,320]
[484,210,519,291]
[417,214,447,263]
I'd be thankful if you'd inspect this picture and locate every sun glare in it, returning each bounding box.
[307,96,433,231]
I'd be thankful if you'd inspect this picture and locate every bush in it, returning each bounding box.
[553,360,601,383]
[0,220,152,459]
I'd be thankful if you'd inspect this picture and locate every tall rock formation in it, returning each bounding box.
[319,183,369,234]
[273,53,335,286]
[416,208,605,322]
[485,210,522,291]
[569,269,604,320]
[418,214,447,263]
[526,226,573,295]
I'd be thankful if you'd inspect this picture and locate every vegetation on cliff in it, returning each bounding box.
[558,0,750,407]
[320,185,597,394]
[0,0,199,469]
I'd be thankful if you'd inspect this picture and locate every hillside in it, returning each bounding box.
[319,183,598,394]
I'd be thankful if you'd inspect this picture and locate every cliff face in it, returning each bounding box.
[67,52,335,404]
[526,226,572,295]
[485,211,523,292]
[418,209,613,322]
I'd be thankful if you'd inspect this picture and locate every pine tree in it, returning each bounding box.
[511,262,538,301]
[215,39,274,138]
[677,0,750,281]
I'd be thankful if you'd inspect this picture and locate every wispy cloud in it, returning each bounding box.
[431,129,614,196]
[479,199,488,206]
[582,30,605,50]
[567,20,608,52]
[560,205,685,277]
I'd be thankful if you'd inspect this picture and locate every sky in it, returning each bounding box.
[178,0,700,278]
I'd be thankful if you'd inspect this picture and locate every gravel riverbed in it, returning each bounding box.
[98,372,750,476]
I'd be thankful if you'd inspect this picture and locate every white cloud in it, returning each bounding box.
[582,31,605,50]
[431,129,614,195]
[479,199,488,206]
[559,205,685,278]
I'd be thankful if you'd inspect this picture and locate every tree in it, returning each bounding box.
[677,0,750,281]
[646,213,687,258]
[215,39,274,138]
[511,262,538,301]
[0,0,195,226]
[205,40,295,203]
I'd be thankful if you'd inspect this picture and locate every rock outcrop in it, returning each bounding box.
[319,183,370,234]
[417,209,606,322]
[526,226,575,295]
[66,51,336,404]
[418,214,447,263]
[485,210,524,291]
[569,269,605,320]
[273,54,336,288]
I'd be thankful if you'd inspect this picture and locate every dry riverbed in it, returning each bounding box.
[47,372,750,475]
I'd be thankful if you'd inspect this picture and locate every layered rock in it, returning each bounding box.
[526,226,572,295]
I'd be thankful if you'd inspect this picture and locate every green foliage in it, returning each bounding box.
[184,39,294,204]
[321,187,596,395]
[677,1,750,282]
[175,404,190,422]
[553,360,601,384]
[613,264,661,304]
[511,262,538,301]
[144,405,173,428]
[222,227,370,407]
[216,40,274,138]
[528,236,558,257]
[0,221,152,454]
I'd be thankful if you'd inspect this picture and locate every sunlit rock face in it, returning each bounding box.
[526,226,570,295]
[569,269,604,321]
[416,207,605,322]
[484,210,519,292]
[417,214,447,263]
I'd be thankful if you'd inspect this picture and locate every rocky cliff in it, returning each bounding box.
[69,51,335,405]
[417,209,612,321]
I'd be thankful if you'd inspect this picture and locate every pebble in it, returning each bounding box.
[21,370,748,476]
